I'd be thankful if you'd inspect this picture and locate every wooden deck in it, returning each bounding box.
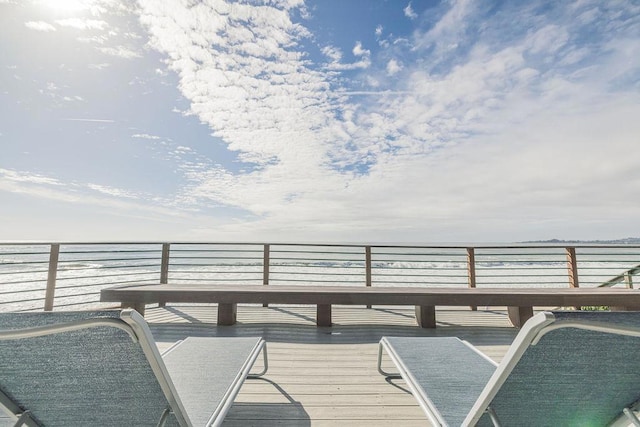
[145,304,520,426]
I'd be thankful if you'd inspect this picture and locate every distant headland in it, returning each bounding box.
[524,237,640,244]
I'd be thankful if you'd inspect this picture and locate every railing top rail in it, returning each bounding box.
[3,241,640,250]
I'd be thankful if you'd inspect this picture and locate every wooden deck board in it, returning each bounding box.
[144,304,519,426]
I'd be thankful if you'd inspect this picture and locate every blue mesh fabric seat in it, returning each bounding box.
[0,310,267,427]
[378,311,640,426]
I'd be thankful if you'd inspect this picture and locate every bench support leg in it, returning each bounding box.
[317,304,332,327]
[218,303,237,326]
[122,302,145,317]
[415,305,436,328]
[507,306,533,328]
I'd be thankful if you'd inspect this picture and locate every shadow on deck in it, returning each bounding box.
[146,304,518,346]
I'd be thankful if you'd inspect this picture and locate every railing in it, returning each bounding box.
[599,264,639,288]
[1,242,639,312]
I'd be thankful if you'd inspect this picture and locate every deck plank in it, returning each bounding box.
[144,304,518,426]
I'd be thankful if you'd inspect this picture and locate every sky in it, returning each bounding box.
[0,0,639,243]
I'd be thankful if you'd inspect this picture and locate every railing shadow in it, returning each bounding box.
[163,306,204,324]
[148,306,518,346]
[268,306,316,323]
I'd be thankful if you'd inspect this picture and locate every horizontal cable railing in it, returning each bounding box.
[580,247,640,288]
[1,242,639,312]
[0,244,50,312]
[0,243,162,312]
[168,243,264,283]
[474,247,571,288]
[269,245,366,286]
[370,247,468,287]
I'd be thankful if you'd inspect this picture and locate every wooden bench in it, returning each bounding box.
[100,284,640,328]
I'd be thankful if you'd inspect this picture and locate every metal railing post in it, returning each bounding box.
[467,247,477,311]
[263,244,270,307]
[566,247,579,288]
[365,246,372,308]
[44,244,60,311]
[160,243,170,284]
[158,243,170,307]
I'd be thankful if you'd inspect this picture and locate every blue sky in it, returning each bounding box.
[1,0,639,243]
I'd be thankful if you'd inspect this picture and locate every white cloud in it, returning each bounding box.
[404,2,417,20]
[132,133,161,140]
[8,0,637,242]
[322,42,371,70]
[526,24,569,54]
[25,21,56,32]
[0,169,63,186]
[131,0,639,241]
[412,0,475,55]
[87,183,138,198]
[62,95,84,102]
[0,169,198,238]
[88,63,111,70]
[98,46,141,58]
[61,118,115,123]
[321,45,342,62]
[137,0,351,213]
[56,18,108,30]
[352,41,369,57]
[386,59,402,76]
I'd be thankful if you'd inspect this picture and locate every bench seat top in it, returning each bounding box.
[101,283,640,307]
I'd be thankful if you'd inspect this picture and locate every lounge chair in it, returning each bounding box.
[0,309,267,426]
[378,311,640,426]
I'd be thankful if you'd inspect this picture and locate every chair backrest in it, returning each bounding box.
[466,311,640,426]
[0,310,188,426]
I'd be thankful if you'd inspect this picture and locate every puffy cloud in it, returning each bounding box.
[98,46,141,58]
[0,169,63,186]
[137,0,348,211]
[132,0,640,241]
[321,45,342,62]
[132,133,161,140]
[352,41,369,57]
[404,2,417,20]
[56,18,109,30]
[87,183,138,198]
[322,42,371,70]
[386,59,402,76]
[25,21,56,32]
[6,0,639,241]
[526,24,570,54]
[412,0,475,56]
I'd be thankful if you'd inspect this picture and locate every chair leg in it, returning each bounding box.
[14,410,36,427]
[377,341,401,377]
[624,408,640,427]
[248,344,269,378]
